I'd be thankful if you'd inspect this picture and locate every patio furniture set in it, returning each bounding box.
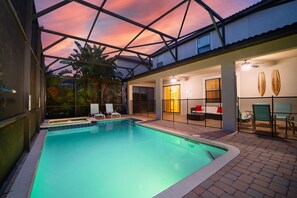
[187,105,222,121]
[252,103,296,135]
[188,103,296,135]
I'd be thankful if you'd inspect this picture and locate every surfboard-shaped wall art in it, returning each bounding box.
[271,69,281,96]
[258,72,266,96]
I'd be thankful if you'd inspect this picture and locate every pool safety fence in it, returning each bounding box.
[46,104,124,119]
[238,96,297,140]
[162,98,223,129]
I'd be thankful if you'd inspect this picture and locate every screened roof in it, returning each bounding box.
[35,0,261,77]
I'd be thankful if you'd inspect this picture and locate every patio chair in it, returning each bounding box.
[105,103,121,118]
[286,114,296,135]
[252,104,274,133]
[275,102,292,120]
[90,103,105,119]
[237,106,252,126]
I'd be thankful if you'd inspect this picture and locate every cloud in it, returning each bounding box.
[38,2,98,38]
[36,0,261,60]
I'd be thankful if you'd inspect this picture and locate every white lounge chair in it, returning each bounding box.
[90,103,105,119]
[105,103,121,118]
[237,106,252,127]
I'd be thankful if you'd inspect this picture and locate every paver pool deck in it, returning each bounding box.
[141,119,297,198]
[4,116,296,198]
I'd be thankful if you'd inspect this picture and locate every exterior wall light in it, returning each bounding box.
[170,76,177,83]
[241,60,252,71]
[0,86,17,93]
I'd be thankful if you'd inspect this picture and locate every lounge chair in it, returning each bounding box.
[105,103,121,118]
[237,106,252,126]
[252,104,274,134]
[275,102,292,121]
[90,103,105,119]
[286,114,296,135]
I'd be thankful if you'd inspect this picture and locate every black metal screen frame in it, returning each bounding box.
[34,0,226,80]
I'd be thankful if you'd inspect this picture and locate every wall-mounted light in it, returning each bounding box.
[170,76,177,83]
[241,60,252,71]
[186,89,192,98]
[0,86,16,93]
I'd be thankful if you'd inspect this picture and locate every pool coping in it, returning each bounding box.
[137,121,240,198]
[6,118,240,198]
[6,130,47,198]
[40,117,95,129]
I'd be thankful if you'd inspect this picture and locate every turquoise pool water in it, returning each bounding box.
[30,119,226,198]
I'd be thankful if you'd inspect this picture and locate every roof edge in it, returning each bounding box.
[151,0,294,57]
[126,22,297,82]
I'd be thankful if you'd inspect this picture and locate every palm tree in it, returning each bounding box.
[45,69,76,118]
[65,41,123,105]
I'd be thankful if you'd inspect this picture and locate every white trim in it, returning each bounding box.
[7,131,47,198]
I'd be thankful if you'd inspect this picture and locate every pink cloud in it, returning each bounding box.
[38,2,98,38]
[36,0,261,65]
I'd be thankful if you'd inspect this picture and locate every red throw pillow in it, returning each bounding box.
[217,106,222,113]
[196,105,202,111]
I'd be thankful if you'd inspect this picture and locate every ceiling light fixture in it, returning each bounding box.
[170,76,177,83]
[241,60,252,71]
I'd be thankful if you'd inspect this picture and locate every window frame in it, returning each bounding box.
[197,34,210,55]
[205,78,222,103]
[157,61,163,68]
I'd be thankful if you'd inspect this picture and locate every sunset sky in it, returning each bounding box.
[35,0,261,71]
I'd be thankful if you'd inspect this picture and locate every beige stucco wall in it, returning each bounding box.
[128,34,297,131]
[183,72,221,99]
[238,56,297,97]
[129,35,297,85]
[153,56,297,100]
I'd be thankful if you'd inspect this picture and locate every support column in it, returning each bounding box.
[23,0,33,151]
[221,61,237,132]
[128,84,133,115]
[155,78,163,120]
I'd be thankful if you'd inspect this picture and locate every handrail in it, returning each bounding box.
[0,113,26,128]
[159,96,297,100]
[239,96,297,99]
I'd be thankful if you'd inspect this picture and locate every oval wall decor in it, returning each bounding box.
[258,72,266,96]
[271,69,281,96]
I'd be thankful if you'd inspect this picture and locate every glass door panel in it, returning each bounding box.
[163,85,180,113]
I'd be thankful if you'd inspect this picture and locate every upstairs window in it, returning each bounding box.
[157,61,163,68]
[156,54,164,68]
[197,34,210,54]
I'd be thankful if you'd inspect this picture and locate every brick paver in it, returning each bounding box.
[142,120,297,198]
[246,188,264,198]
[238,174,254,184]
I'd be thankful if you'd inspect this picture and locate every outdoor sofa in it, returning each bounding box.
[188,105,222,120]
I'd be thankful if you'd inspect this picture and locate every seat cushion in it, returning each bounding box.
[217,106,223,113]
[196,105,202,111]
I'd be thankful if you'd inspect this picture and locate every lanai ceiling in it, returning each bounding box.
[34,0,261,78]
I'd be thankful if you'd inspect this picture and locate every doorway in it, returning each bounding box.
[163,85,180,113]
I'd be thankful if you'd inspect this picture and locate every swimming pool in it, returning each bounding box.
[30,119,227,198]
